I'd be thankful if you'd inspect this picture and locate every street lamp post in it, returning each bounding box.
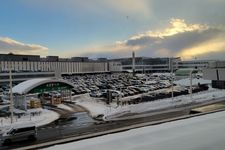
[170,58,174,101]
[9,61,14,124]
[132,51,135,77]
[142,58,144,74]
[189,69,194,101]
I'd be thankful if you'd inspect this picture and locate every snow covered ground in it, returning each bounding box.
[174,78,211,86]
[43,109,225,150]
[75,86,225,120]
[0,108,59,129]
[57,104,74,111]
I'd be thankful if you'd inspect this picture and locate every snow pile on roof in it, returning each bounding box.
[174,78,211,86]
[0,108,59,129]
[12,78,50,94]
[12,78,74,95]
[43,110,225,150]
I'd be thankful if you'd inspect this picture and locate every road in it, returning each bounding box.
[0,109,190,150]
[44,109,225,150]
[1,99,225,150]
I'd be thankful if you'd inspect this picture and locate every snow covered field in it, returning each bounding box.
[0,109,59,129]
[75,87,225,120]
[43,109,225,150]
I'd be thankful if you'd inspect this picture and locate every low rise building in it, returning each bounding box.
[110,57,180,73]
[203,61,225,89]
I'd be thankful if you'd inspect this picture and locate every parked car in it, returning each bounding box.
[90,91,102,97]
[111,90,124,98]
[0,124,37,145]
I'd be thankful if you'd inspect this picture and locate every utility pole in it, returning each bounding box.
[9,61,14,124]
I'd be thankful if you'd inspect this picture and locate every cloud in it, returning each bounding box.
[70,18,225,60]
[0,37,48,56]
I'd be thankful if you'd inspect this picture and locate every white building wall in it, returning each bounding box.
[203,69,218,80]
[38,62,41,71]
[34,62,38,71]
[109,61,122,72]
[218,69,225,80]
[22,61,26,71]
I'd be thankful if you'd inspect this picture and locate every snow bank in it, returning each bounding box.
[75,88,225,120]
[57,104,74,112]
[105,88,225,120]
[151,73,171,77]
[0,109,59,129]
[174,78,211,86]
[76,97,107,118]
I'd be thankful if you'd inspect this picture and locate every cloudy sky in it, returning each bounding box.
[1,0,225,60]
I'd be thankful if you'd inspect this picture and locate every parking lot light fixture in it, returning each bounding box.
[190,69,194,101]
[9,61,14,124]
[170,58,174,101]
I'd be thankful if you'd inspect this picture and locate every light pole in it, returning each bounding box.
[142,57,144,74]
[170,58,174,101]
[189,69,194,101]
[132,51,135,76]
[9,61,14,124]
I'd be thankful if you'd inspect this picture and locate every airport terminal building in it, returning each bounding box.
[110,57,212,73]
[0,54,121,84]
[0,53,216,84]
[110,57,181,73]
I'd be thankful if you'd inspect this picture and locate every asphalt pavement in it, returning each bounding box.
[2,99,225,150]
[0,109,190,150]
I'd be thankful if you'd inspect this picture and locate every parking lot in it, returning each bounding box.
[62,73,208,104]
[0,73,209,117]
[62,73,171,97]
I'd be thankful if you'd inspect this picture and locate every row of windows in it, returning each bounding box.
[178,62,208,65]
[0,61,109,73]
[123,66,169,70]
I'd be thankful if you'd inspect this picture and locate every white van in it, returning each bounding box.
[0,124,37,145]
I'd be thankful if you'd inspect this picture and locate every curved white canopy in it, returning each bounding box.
[12,78,74,95]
